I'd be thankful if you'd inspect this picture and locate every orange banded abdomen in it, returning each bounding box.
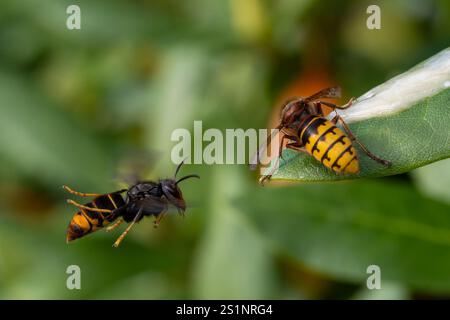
[299,116,359,174]
[66,192,125,242]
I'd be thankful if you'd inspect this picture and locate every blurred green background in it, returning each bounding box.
[0,0,449,299]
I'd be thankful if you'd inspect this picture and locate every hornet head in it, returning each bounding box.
[160,160,199,215]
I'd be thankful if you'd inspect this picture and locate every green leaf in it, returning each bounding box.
[270,48,450,182]
[237,180,450,293]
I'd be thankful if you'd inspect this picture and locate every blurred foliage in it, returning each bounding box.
[0,0,449,300]
[239,180,450,293]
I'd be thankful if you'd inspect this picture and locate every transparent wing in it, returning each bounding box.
[249,128,280,170]
[113,149,161,186]
[305,86,341,102]
[135,195,168,215]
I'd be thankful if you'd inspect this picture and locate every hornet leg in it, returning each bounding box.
[153,210,168,228]
[112,208,143,248]
[286,142,308,153]
[331,114,391,167]
[320,97,356,110]
[259,134,302,185]
[66,199,113,213]
[106,217,124,232]
[63,185,102,197]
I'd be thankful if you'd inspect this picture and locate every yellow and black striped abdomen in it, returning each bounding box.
[299,116,359,174]
[66,192,125,242]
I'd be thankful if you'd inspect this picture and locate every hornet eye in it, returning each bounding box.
[170,187,180,197]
